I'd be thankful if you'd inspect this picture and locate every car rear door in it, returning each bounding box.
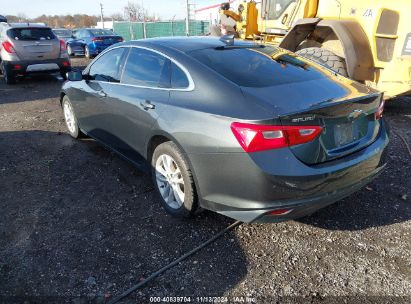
[106,46,171,158]
[7,27,60,60]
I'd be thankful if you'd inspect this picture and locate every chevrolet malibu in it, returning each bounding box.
[60,37,389,223]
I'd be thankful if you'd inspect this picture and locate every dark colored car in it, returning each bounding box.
[52,28,73,43]
[66,28,123,58]
[60,37,389,223]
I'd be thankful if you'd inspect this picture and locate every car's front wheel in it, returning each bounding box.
[62,95,84,138]
[151,142,198,218]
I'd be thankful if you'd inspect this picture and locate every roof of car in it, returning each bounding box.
[124,36,256,52]
[8,23,49,28]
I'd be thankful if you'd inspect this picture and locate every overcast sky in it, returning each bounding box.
[1,0,215,20]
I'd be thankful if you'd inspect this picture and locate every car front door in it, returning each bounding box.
[72,47,128,144]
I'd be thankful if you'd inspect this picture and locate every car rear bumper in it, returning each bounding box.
[188,121,389,223]
[3,58,71,75]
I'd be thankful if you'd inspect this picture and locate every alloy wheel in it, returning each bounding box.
[63,101,76,134]
[155,154,185,209]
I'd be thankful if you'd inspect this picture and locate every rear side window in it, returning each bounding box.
[7,28,56,41]
[171,63,189,89]
[89,48,127,82]
[122,48,169,88]
[189,47,324,87]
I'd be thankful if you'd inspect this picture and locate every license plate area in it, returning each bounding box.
[334,122,355,146]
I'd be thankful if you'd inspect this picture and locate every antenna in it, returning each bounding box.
[220,34,235,46]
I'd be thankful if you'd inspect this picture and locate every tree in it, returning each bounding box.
[123,1,152,22]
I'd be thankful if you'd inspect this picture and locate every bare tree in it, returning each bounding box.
[123,1,155,22]
[110,13,125,21]
[16,13,28,22]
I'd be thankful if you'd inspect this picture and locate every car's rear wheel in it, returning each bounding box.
[67,45,73,56]
[60,70,67,80]
[85,46,92,59]
[295,47,348,77]
[1,62,16,85]
[151,142,198,218]
[62,95,84,138]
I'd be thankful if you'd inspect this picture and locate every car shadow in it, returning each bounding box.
[0,73,63,104]
[0,130,247,302]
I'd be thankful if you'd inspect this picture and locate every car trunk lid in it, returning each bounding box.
[93,35,122,46]
[7,27,60,60]
[240,78,383,165]
[278,93,383,165]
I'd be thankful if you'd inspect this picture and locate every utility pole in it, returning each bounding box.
[185,0,190,36]
[142,0,147,38]
[100,3,105,28]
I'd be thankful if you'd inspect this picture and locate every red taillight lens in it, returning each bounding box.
[60,39,67,52]
[92,37,103,42]
[375,99,385,120]
[230,122,323,153]
[117,37,123,42]
[13,64,22,70]
[62,61,70,67]
[2,41,15,53]
[267,209,293,216]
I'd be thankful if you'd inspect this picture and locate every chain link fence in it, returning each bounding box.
[113,21,210,41]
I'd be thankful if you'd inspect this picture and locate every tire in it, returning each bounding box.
[151,142,198,218]
[67,45,73,56]
[1,62,16,85]
[62,95,84,138]
[295,47,348,77]
[60,70,68,80]
[84,46,92,59]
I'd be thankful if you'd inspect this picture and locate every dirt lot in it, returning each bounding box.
[0,58,410,304]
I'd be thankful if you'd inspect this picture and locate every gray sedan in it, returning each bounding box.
[60,37,389,223]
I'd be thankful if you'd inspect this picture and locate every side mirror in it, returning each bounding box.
[67,70,83,81]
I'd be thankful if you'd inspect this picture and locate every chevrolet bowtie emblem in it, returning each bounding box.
[349,109,363,119]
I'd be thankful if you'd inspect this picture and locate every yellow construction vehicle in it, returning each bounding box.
[222,0,411,99]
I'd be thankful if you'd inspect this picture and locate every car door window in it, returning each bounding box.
[89,48,127,83]
[264,0,296,20]
[171,62,189,89]
[121,48,170,88]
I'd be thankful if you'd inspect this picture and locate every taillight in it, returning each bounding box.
[92,37,103,42]
[375,99,385,120]
[117,37,124,42]
[60,39,67,52]
[2,41,15,53]
[267,209,293,216]
[230,122,323,153]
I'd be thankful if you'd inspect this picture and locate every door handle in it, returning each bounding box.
[140,100,155,110]
[98,90,107,97]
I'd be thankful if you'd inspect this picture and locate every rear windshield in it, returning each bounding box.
[90,29,115,36]
[7,28,56,41]
[189,46,324,87]
[53,29,72,37]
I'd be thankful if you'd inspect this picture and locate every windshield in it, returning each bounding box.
[53,29,72,37]
[7,28,56,41]
[89,29,115,36]
[189,46,324,87]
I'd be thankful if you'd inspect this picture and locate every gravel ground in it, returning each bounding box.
[0,57,410,304]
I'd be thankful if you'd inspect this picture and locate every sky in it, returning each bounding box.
[0,0,216,20]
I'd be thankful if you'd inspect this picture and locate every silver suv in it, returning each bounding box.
[0,21,71,84]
